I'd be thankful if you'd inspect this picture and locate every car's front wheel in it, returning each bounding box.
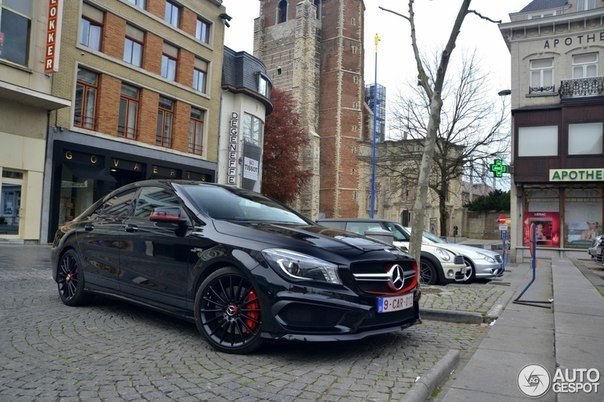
[462,258,475,283]
[194,267,263,354]
[419,259,439,285]
[57,249,89,306]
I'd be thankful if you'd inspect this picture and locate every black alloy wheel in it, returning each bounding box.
[419,259,439,285]
[194,267,263,354]
[57,249,89,306]
[462,258,476,284]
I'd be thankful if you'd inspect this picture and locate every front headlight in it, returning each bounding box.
[262,248,342,284]
[433,247,454,261]
[477,252,497,263]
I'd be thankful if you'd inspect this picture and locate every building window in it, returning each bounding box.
[0,0,32,66]
[127,0,145,9]
[568,122,603,155]
[578,0,596,11]
[196,18,210,44]
[193,58,207,93]
[314,0,321,19]
[518,126,558,156]
[258,75,269,97]
[74,68,98,129]
[123,25,144,67]
[189,108,204,155]
[164,1,180,27]
[156,97,174,147]
[79,3,104,51]
[572,53,598,79]
[243,113,263,146]
[118,84,139,139]
[277,0,287,24]
[161,42,178,81]
[529,58,554,93]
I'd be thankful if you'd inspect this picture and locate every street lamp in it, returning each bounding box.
[369,33,381,218]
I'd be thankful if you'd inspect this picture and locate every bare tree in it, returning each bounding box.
[379,0,501,263]
[380,52,509,236]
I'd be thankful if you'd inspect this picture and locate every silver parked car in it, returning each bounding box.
[416,229,504,283]
[588,235,604,262]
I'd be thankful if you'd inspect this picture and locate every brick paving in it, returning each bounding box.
[0,245,492,401]
[420,280,509,316]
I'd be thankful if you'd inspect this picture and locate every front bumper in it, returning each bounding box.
[474,260,504,279]
[261,288,421,341]
[441,261,469,282]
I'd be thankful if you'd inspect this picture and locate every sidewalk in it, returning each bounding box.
[437,257,604,401]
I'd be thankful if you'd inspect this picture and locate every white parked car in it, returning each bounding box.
[414,228,504,283]
[317,218,468,285]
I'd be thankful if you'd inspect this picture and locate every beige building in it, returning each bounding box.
[499,0,604,261]
[0,0,70,242]
[41,0,227,242]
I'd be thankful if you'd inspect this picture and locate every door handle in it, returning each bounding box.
[84,224,94,232]
[124,224,138,233]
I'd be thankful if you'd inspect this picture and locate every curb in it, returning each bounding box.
[403,349,460,402]
[421,308,484,324]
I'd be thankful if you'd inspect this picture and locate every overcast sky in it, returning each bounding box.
[221,0,530,122]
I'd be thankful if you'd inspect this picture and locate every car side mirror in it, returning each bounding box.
[149,207,187,225]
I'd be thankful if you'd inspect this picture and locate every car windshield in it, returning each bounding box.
[382,222,410,242]
[179,184,310,224]
[404,226,446,244]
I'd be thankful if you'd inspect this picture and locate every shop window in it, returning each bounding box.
[518,126,558,156]
[80,3,103,51]
[118,84,140,139]
[189,107,204,155]
[568,122,603,155]
[164,1,180,28]
[529,58,554,93]
[523,188,560,248]
[156,96,174,147]
[193,58,207,93]
[0,0,32,66]
[74,68,98,129]
[196,18,211,44]
[161,42,178,81]
[123,25,144,67]
[242,113,263,146]
[0,169,22,235]
[564,188,602,248]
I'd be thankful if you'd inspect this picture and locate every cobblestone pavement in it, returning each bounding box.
[419,279,510,316]
[0,245,489,401]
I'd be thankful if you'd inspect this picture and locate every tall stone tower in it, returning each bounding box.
[254,0,368,219]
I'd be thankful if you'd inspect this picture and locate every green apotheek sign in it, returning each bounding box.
[549,169,604,182]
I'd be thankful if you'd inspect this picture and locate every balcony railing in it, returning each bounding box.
[559,77,604,99]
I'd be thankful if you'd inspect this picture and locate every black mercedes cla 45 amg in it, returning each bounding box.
[52,180,420,353]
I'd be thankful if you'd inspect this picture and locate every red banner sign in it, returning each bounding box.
[45,0,62,73]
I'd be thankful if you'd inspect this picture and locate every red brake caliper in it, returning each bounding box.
[243,290,259,333]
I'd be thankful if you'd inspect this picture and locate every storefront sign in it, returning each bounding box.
[45,0,63,73]
[112,159,142,172]
[64,150,100,165]
[550,168,604,182]
[151,165,180,178]
[543,31,604,49]
[228,112,239,185]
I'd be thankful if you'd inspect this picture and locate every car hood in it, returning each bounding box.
[213,220,404,255]
[434,243,499,258]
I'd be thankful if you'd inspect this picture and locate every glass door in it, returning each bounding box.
[0,174,22,236]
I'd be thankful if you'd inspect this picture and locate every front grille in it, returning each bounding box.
[350,261,417,296]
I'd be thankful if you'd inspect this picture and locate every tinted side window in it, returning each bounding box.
[134,186,181,219]
[345,222,383,236]
[90,190,136,220]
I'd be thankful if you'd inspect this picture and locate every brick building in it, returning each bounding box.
[253,0,369,219]
[499,0,604,260]
[42,0,227,241]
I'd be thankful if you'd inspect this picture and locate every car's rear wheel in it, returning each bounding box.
[194,267,262,354]
[57,249,89,306]
[419,259,439,285]
[462,258,476,283]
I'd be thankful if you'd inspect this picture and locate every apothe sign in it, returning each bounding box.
[550,168,604,182]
